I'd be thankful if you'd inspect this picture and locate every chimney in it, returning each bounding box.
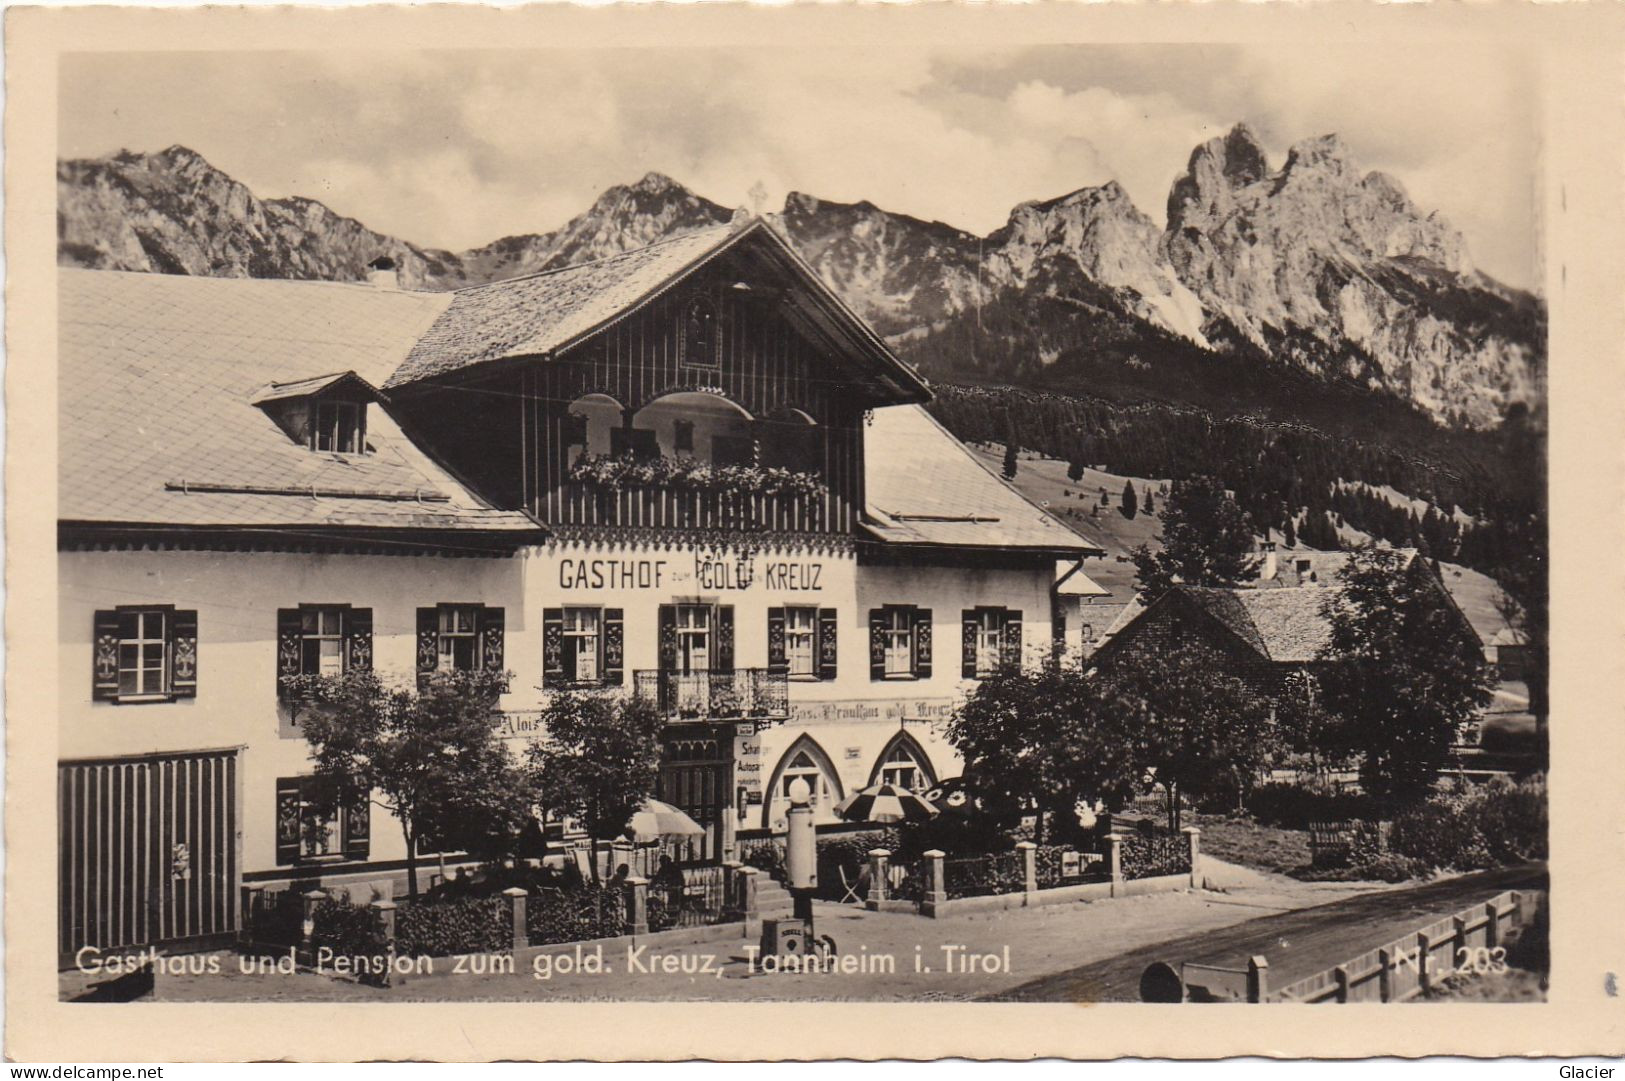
[1259,540,1277,581]
[367,255,400,290]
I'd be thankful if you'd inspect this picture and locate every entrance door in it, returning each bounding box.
[657,730,733,864]
[58,750,240,967]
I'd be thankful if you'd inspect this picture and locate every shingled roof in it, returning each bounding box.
[59,269,540,540]
[387,219,930,403]
[863,404,1107,556]
[1098,585,1333,664]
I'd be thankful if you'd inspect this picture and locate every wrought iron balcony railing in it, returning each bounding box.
[632,668,790,724]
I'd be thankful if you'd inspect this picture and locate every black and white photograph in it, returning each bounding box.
[6,0,1623,1065]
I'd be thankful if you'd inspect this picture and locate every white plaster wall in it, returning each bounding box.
[60,549,533,877]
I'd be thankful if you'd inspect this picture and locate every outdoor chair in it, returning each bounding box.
[838,865,866,905]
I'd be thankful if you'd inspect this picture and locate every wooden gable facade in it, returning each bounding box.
[391,229,924,540]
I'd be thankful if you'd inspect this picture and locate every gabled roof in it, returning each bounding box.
[862,404,1107,556]
[385,219,931,405]
[59,269,539,538]
[1097,586,1327,664]
[251,370,380,406]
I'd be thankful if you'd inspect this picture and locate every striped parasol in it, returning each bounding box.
[834,783,940,825]
[623,798,706,842]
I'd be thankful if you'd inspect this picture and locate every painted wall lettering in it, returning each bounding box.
[558,558,667,590]
[763,561,823,591]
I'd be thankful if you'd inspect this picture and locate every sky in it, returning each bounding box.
[60,45,1540,289]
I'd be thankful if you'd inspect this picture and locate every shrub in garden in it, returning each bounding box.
[394,895,511,958]
[526,884,626,946]
[310,896,388,980]
[1469,774,1547,865]
[740,839,786,882]
[1388,798,1492,872]
[1245,781,1377,830]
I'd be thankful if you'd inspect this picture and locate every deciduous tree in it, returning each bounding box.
[528,691,665,883]
[287,668,528,899]
[1317,546,1495,805]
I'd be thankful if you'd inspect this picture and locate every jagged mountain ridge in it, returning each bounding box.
[57,128,1543,428]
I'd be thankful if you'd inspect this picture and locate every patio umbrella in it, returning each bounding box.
[623,798,706,843]
[835,783,939,825]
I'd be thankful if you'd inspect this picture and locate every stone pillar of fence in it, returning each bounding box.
[299,888,326,964]
[1015,841,1037,902]
[1246,955,1269,1003]
[370,897,398,961]
[625,876,649,937]
[866,849,891,911]
[721,859,743,917]
[1106,833,1125,898]
[920,850,947,918]
[502,887,528,952]
[239,884,263,944]
[1181,827,1202,889]
[737,867,760,938]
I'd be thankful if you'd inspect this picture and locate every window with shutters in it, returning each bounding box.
[417,604,505,690]
[277,605,372,708]
[275,776,370,865]
[93,606,198,702]
[544,606,621,688]
[768,606,838,681]
[961,606,1023,678]
[869,605,931,681]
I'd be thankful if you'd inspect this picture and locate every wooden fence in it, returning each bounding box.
[1269,889,1538,1003]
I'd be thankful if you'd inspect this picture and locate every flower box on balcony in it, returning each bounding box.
[568,453,826,501]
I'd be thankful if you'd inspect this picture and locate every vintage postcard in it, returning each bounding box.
[5,0,1624,1063]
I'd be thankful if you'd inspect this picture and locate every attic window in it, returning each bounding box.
[680,294,720,370]
[313,400,366,454]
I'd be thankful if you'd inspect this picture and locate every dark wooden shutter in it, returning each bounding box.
[869,609,887,681]
[603,608,624,686]
[92,610,121,700]
[716,605,735,673]
[275,778,303,865]
[962,610,979,678]
[344,607,373,672]
[658,605,678,671]
[169,609,199,698]
[276,608,303,700]
[1001,610,1023,670]
[344,792,371,861]
[416,607,438,690]
[817,608,838,681]
[542,608,565,686]
[766,608,787,670]
[479,607,506,674]
[913,608,933,679]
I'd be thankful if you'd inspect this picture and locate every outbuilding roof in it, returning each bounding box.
[862,404,1107,556]
[59,269,540,539]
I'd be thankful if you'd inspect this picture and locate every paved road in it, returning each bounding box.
[987,862,1547,1002]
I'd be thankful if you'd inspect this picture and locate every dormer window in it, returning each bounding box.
[253,371,381,456]
[313,399,366,454]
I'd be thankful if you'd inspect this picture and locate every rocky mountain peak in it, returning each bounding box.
[1166,122,1271,231]
[1281,132,1359,178]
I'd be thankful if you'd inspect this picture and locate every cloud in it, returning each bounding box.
[58,44,1539,288]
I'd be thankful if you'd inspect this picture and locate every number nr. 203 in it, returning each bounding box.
[1452,946,1508,976]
